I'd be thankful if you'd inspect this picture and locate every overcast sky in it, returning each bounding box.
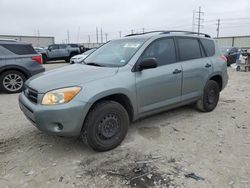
[0,0,250,43]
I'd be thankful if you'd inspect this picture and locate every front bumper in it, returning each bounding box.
[19,92,91,136]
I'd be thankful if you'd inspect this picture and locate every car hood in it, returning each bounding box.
[26,64,118,93]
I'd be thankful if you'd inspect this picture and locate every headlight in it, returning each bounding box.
[41,87,81,105]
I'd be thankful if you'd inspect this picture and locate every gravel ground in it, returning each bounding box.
[0,63,249,188]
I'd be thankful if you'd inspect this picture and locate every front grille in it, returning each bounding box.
[24,86,38,104]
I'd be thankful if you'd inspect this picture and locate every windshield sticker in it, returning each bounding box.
[124,43,141,48]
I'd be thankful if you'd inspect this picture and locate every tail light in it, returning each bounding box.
[32,55,43,64]
[220,55,227,62]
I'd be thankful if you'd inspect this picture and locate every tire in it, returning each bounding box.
[81,101,129,152]
[42,54,47,64]
[236,66,240,71]
[196,80,220,112]
[0,70,26,93]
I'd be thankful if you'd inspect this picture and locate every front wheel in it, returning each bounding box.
[0,70,26,93]
[81,101,129,152]
[196,80,220,112]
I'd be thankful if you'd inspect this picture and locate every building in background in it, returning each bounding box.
[216,36,250,49]
[0,34,55,47]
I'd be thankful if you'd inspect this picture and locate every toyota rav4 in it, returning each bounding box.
[19,31,228,152]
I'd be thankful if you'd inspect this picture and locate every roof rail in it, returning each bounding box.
[161,30,211,38]
[125,30,211,38]
[125,31,166,37]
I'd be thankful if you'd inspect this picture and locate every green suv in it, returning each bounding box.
[19,31,228,151]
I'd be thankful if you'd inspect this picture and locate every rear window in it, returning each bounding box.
[200,39,215,57]
[177,38,202,61]
[0,44,37,55]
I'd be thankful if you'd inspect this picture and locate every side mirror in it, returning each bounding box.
[48,48,52,51]
[137,58,158,71]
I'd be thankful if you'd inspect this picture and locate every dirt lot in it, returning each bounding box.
[0,63,249,188]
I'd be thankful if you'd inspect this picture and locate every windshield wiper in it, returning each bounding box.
[85,62,104,67]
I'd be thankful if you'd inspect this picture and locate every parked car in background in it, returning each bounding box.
[0,40,45,93]
[19,31,228,151]
[34,47,46,54]
[41,44,81,63]
[70,48,96,64]
[220,47,240,66]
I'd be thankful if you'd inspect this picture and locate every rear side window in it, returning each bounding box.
[177,38,202,61]
[200,39,215,57]
[0,44,37,55]
[59,44,67,49]
[142,38,176,66]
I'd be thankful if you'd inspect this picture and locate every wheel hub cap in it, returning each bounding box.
[98,114,119,139]
[3,74,23,92]
[207,90,216,104]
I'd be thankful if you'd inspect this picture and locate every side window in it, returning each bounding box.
[0,44,36,55]
[49,45,59,50]
[141,38,176,66]
[177,38,202,61]
[59,44,67,49]
[200,39,215,57]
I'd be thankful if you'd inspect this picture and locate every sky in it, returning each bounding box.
[0,0,250,43]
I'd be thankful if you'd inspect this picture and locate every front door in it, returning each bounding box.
[135,38,182,114]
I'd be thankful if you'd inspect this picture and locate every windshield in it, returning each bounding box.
[84,38,147,67]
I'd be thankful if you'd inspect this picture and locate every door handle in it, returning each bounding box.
[205,63,212,68]
[173,69,182,74]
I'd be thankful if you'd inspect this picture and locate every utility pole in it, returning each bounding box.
[216,19,221,38]
[105,33,108,42]
[131,29,134,34]
[142,28,145,33]
[192,10,195,32]
[67,30,70,43]
[96,27,99,44]
[119,31,122,38]
[37,29,40,47]
[196,6,204,34]
[100,28,103,43]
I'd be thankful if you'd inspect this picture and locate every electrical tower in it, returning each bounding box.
[96,27,99,43]
[100,28,103,43]
[196,6,204,34]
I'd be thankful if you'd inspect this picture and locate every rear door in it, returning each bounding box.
[176,37,213,101]
[136,38,182,113]
[59,44,69,57]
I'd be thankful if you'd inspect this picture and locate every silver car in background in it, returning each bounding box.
[70,48,96,64]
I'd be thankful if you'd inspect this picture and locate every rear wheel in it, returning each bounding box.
[196,80,220,112]
[81,101,129,152]
[0,70,26,93]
